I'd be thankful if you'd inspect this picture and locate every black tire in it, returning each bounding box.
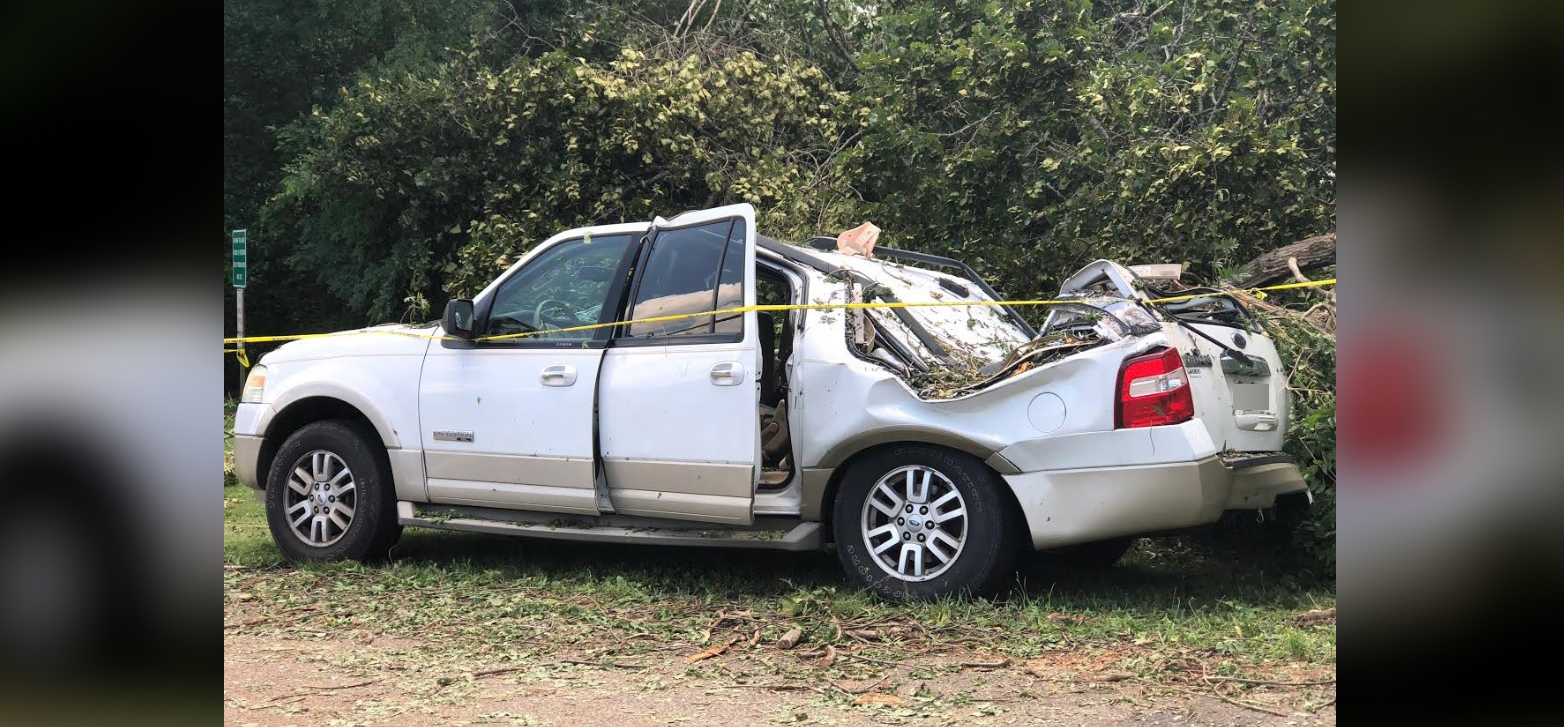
[833,444,1019,601]
[1040,537,1136,571]
[265,420,401,563]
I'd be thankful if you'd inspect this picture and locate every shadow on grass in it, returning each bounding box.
[379,527,1329,613]
[387,528,843,596]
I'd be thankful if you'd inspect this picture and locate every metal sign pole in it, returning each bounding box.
[237,287,246,374]
[233,228,249,373]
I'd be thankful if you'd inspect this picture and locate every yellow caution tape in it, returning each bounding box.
[223,277,1335,348]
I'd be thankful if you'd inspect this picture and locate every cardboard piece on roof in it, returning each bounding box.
[836,221,880,258]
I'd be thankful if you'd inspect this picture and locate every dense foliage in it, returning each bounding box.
[228,0,1334,325]
[265,49,855,319]
[225,0,1335,570]
[849,0,1335,296]
[1200,291,1335,574]
[1267,300,1336,572]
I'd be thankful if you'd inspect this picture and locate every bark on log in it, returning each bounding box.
[1235,233,1336,289]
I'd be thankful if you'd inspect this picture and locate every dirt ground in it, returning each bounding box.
[223,627,1334,726]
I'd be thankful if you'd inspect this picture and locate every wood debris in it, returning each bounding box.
[777,627,804,650]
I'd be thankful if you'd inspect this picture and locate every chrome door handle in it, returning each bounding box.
[540,364,577,387]
[710,361,744,386]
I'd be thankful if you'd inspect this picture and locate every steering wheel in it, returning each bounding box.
[533,299,577,330]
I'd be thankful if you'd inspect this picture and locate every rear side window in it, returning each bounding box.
[626,219,746,339]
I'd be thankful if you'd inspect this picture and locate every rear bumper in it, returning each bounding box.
[1221,457,1312,509]
[1002,451,1309,549]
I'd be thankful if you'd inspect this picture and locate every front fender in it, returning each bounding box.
[260,357,425,449]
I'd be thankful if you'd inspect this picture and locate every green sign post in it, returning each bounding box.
[232,229,248,288]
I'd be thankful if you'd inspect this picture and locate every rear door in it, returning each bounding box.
[596,204,760,524]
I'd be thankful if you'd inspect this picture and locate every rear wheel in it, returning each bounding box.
[833,445,1018,601]
[264,420,401,563]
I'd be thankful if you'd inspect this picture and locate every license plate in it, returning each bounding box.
[1229,378,1270,411]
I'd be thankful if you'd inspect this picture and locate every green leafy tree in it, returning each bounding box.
[229,0,1336,570]
[262,47,856,320]
[845,0,1335,306]
[224,0,497,232]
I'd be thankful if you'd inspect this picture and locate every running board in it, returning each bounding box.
[396,502,824,551]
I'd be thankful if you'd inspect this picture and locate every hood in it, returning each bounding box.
[259,323,438,364]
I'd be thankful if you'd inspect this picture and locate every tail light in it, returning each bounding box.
[1115,347,1194,428]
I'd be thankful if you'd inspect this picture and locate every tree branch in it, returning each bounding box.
[816,0,857,70]
[1234,232,1335,288]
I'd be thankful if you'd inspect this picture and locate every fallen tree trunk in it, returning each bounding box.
[1224,232,1337,335]
[1234,233,1336,289]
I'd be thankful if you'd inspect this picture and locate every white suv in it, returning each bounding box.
[232,204,1310,600]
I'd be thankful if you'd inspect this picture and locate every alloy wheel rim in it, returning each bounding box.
[282,450,357,547]
[859,465,968,582]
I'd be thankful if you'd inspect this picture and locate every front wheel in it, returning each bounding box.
[833,445,1019,601]
[264,420,401,563]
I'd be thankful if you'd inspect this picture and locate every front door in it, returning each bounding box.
[597,204,761,525]
[418,229,637,514]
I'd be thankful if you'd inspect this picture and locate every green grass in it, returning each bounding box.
[223,397,238,487]
[224,402,1334,681]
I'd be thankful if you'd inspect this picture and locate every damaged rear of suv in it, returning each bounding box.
[232,204,1310,602]
[773,237,1311,599]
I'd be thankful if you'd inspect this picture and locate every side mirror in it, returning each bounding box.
[443,298,475,339]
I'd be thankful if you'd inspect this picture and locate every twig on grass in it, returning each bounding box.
[291,679,379,693]
[1204,675,1337,687]
[833,672,894,694]
[248,695,307,710]
[556,659,648,670]
[471,666,529,679]
[960,658,1012,670]
[472,659,644,679]
[1140,678,1293,719]
[708,682,813,691]
[840,653,908,669]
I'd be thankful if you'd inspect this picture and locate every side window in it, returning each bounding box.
[625,219,746,339]
[712,221,745,335]
[485,234,632,341]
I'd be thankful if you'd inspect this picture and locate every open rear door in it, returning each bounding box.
[596,204,760,525]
